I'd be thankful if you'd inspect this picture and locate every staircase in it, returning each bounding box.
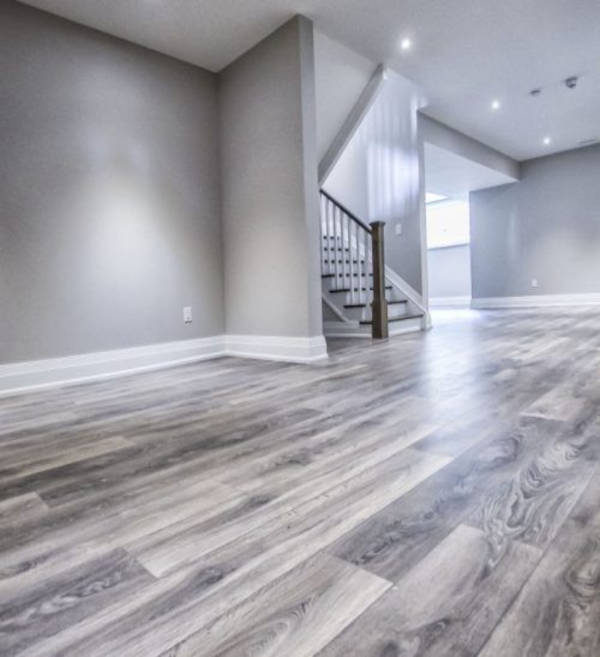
[320,190,427,338]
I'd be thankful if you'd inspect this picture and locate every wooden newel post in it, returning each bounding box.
[370,221,388,339]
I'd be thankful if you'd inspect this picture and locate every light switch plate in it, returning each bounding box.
[531,278,539,288]
[183,306,193,323]
[395,223,402,236]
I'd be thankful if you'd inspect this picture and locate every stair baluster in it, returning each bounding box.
[334,203,340,284]
[347,213,353,304]
[320,194,326,274]
[319,189,388,339]
[358,227,365,306]
[341,209,347,288]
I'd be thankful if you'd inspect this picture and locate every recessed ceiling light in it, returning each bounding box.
[543,136,552,145]
[491,99,501,110]
[400,38,412,51]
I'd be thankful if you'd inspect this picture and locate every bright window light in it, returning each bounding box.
[425,192,447,204]
[426,199,470,249]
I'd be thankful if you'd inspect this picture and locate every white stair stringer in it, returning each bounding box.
[384,265,432,330]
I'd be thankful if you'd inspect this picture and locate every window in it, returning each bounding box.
[426,199,470,249]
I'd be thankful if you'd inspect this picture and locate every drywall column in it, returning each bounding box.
[219,16,324,343]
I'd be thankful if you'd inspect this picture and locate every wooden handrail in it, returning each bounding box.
[319,189,372,234]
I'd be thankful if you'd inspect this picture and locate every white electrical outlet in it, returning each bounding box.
[395,223,402,236]
[531,278,539,288]
[183,306,193,323]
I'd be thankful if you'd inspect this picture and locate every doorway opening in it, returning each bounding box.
[425,192,472,307]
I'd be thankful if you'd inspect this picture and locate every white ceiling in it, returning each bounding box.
[424,143,517,200]
[21,0,600,161]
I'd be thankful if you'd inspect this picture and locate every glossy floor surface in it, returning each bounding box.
[2,308,600,656]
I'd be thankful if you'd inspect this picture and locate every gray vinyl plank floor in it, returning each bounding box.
[2,307,600,656]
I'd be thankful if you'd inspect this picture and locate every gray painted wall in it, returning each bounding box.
[428,245,471,299]
[419,114,520,181]
[470,144,600,299]
[0,1,224,363]
[323,72,425,293]
[219,16,323,337]
[313,30,375,166]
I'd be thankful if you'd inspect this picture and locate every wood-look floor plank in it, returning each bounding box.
[411,415,503,457]
[217,400,437,495]
[477,466,600,657]
[0,493,48,529]
[318,524,541,657]
[130,440,448,578]
[328,418,548,583]
[1,406,321,505]
[159,554,390,657]
[519,350,600,424]
[16,449,451,657]
[0,548,154,657]
[0,436,133,483]
[467,420,597,551]
[0,478,242,598]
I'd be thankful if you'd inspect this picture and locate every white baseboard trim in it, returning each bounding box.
[471,293,600,309]
[225,334,328,364]
[0,334,328,396]
[0,336,227,397]
[430,296,471,307]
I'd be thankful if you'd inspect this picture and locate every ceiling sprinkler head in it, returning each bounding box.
[565,76,578,89]
[529,88,542,97]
